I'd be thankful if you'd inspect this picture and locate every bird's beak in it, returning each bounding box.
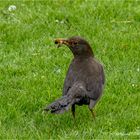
[54,38,69,48]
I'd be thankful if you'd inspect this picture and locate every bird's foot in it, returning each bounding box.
[90,109,96,120]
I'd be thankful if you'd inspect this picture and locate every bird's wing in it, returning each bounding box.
[86,63,105,100]
[62,63,75,96]
[63,59,105,101]
[66,81,87,103]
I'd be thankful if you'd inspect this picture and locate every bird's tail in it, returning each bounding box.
[44,95,74,114]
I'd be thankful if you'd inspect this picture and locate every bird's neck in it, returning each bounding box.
[74,53,94,60]
[74,50,94,59]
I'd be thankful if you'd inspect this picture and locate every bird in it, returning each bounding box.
[44,36,105,118]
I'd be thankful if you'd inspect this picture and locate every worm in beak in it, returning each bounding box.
[54,38,69,48]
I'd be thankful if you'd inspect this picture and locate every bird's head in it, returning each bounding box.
[55,36,94,58]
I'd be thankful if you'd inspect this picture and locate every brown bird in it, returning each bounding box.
[45,36,105,118]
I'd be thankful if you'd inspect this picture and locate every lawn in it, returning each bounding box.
[0,0,140,139]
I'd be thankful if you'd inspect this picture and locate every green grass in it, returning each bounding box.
[0,0,140,139]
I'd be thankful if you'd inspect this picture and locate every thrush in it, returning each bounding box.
[44,36,105,118]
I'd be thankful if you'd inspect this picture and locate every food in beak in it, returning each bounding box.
[54,38,67,48]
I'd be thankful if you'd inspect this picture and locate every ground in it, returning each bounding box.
[0,0,140,139]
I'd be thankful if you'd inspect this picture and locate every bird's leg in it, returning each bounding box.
[89,109,96,119]
[88,99,96,119]
[71,104,75,119]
